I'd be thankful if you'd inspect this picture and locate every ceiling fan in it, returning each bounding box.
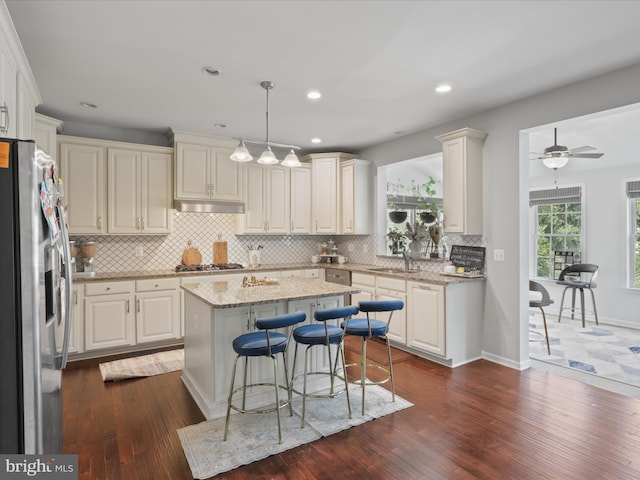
[531,128,604,169]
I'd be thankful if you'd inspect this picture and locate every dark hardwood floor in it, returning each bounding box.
[63,345,640,479]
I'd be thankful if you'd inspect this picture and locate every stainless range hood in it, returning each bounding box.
[173,199,245,214]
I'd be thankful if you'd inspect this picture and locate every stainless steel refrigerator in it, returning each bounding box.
[0,139,73,454]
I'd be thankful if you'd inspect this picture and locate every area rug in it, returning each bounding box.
[529,312,640,388]
[99,349,184,382]
[177,384,412,479]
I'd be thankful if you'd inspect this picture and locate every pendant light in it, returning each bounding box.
[229,80,301,167]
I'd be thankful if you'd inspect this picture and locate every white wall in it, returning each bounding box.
[359,62,640,369]
[530,163,640,327]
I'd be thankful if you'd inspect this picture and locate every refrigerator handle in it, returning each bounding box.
[55,205,73,370]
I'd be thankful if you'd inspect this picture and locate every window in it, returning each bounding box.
[530,186,583,279]
[626,180,640,287]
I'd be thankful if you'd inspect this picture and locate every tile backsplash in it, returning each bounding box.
[71,212,485,273]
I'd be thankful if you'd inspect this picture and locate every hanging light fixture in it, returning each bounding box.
[229,80,301,167]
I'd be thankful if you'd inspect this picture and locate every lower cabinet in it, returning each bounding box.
[135,278,181,344]
[84,281,135,351]
[406,282,445,356]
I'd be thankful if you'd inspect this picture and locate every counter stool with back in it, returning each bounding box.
[290,305,359,427]
[223,310,306,444]
[342,299,404,415]
[556,263,599,328]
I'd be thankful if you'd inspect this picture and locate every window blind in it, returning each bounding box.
[626,180,640,199]
[529,186,581,206]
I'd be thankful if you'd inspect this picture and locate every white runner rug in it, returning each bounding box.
[177,384,412,479]
[99,349,184,382]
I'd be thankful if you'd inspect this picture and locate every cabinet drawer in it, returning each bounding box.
[352,272,376,287]
[377,276,406,292]
[85,281,133,296]
[136,277,180,292]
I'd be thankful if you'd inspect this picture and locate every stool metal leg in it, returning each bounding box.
[223,355,240,441]
[241,356,249,410]
[385,336,396,402]
[589,288,599,325]
[558,287,568,322]
[571,288,576,321]
[339,344,352,419]
[579,288,586,328]
[360,337,367,416]
[270,354,283,444]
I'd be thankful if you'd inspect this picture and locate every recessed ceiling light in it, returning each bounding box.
[202,66,221,76]
[311,138,322,144]
[306,90,322,100]
[214,123,226,129]
[80,101,97,109]
[435,84,452,93]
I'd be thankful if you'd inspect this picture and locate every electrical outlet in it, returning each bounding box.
[493,249,504,262]
[135,246,144,257]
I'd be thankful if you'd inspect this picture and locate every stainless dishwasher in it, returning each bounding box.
[325,268,352,305]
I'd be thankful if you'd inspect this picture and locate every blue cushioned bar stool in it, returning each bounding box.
[223,311,306,444]
[290,305,359,427]
[342,300,404,415]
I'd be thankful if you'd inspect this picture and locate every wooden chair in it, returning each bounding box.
[529,280,552,355]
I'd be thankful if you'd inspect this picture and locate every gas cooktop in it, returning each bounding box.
[175,263,245,273]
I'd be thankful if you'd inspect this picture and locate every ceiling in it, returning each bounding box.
[7,1,640,155]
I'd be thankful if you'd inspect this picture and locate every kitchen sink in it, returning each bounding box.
[367,267,419,275]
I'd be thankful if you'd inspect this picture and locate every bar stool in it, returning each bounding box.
[529,280,552,355]
[223,310,306,444]
[342,300,404,415]
[556,263,599,328]
[290,305,359,427]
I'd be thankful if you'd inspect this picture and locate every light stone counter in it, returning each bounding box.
[181,277,359,308]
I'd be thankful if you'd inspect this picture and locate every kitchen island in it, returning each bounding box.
[181,277,359,419]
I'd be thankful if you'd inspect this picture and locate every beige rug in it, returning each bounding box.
[177,384,413,479]
[99,349,184,382]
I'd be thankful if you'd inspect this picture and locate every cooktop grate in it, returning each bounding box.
[175,263,245,272]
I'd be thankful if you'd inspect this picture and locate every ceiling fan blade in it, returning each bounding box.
[529,156,545,160]
[571,152,604,159]
[569,145,596,154]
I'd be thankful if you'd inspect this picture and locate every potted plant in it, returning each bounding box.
[411,177,438,224]
[386,227,407,254]
[387,179,408,223]
[404,221,429,257]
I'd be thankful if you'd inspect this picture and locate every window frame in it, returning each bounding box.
[529,183,586,281]
[626,178,640,289]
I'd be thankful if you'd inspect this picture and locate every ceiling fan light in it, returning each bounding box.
[230,140,253,162]
[257,146,279,165]
[281,149,301,167]
[542,156,569,169]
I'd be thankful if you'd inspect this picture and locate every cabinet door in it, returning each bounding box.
[442,137,466,233]
[242,163,267,233]
[84,293,134,350]
[60,143,106,234]
[312,157,338,233]
[340,162,355,234]
[0,45,17,138]
[213,306,250,402]
[290,166,312,233]
[175,142,210,199]
[211,146,242,201]
[350,284,375,307]
[265,166,290,233]
[141,151,172,233]
[136,290,180,343]
[407,283,445,356]
[378,289,407,344]
[108,148,141,233]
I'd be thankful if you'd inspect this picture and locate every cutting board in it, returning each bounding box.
[214,241,228,265]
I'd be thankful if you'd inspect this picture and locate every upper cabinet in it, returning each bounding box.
[302,152,368,235]
[0,4,41,140]
[436,128,487,235]
[289,164,312,234]
[172,131,242,202]
[340,159,372,234]
[236,163,290,234]
[34,113,63,161]
[59,136,173,235]
[108,147,173,234]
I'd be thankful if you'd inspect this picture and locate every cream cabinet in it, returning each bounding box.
[135,278,181,344]
[406,282,445,356]
[290,164,312,234]
[172,132,242,202]
[0,41,17,138]
[107,147,173,234]
[350,272,406,344]
[84,281,135,351]
[436,128,487,235]
[59,141,106,234]
[340,159,372,234]
[236,163,290,234]
[34,113,62,161]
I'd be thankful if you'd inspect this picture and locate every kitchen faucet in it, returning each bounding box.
[402,250,412,272]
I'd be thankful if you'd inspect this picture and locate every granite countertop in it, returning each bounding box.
[72,262,484,286]
[182,277,359,308]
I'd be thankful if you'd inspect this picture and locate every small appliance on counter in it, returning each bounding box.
[80,241,96,273]
[175,263,244,273]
